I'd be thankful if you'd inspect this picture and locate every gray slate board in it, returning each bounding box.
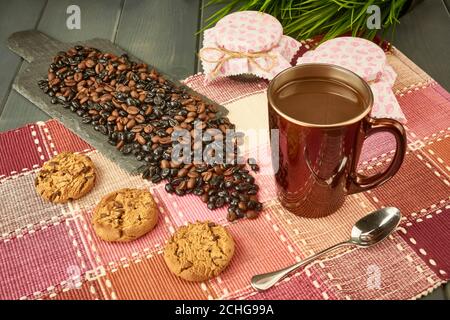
[7,30,228,175]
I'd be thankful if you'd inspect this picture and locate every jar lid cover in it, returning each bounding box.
[215,11,283,53]
[298,37,386,82]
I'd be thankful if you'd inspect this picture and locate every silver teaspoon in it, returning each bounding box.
[251,207,401,291]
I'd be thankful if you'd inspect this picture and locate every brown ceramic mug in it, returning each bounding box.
[268,64,407,218]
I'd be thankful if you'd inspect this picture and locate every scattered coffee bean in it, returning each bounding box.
[246,210,258,219]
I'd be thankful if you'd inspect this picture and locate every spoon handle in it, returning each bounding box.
[251,241,352,291]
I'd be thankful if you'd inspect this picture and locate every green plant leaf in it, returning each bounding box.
[201,0,409,41]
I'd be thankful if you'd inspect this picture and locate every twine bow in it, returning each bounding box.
[198,47,277,76]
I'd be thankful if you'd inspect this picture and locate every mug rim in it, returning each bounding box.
[267,63,374,128]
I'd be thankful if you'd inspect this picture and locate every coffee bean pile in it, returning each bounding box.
[38,46,262,221]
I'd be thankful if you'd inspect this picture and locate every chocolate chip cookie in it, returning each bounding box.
[35,152,96,203]
[92,188,159,242]
[164,221,235,282]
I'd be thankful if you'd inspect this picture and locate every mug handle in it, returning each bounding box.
[348,117,407,194]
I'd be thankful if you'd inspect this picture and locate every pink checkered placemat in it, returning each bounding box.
[0,43,449,300]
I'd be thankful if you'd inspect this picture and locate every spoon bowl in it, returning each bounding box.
[350,207,401,246]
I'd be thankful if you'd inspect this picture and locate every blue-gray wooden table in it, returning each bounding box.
[0,0,448,299]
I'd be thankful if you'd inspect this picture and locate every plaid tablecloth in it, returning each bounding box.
[0,42,449,300]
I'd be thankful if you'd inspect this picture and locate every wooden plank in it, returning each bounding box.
[0,0,47,116]
[0,91,49,131]
[38,0,124,42]
[114,0,201,80]
[0,0,123,131]
[386,0,450,90]
[196,0,228,74]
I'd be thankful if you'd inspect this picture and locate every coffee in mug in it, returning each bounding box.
[268,64,406,218]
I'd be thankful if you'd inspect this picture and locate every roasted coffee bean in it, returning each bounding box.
[141,143,151,153]
[215,197,225,208]
[177,168,188,177]
[178,180,188,191]
[142,168,152,180]
[81,115,92,124]
[224,181,234,188]
[127,106,139,115]
[110,131,119,142]
[195,164,208,173]
[131,124,145,133]
[159,136,171,144]
[187,177,196,189]
[245,176,255,184]
[235,208,245,218]
[136,133,146,145]
[151,174,162,183]
[187,171,199,178]
[246,210,258,219]
[217,190,228,198]
[160,159,170,169]
[238,194,249,202]
[202,171,213,182]
[193,188,203,196]
[135,152,145,161]
[159,168,170,179]
[121,144,132,154]
[209,195,217,204]
[123,131,134,142]
[236,182,250,191]
[117,64,127,71]
[165,183,174,193]
[150,166,161,177]
[39,46,263,221]
[227,210,237,222]
[230,197,239,206]
[247,200,258,210]
[238,201,247,211]
[98,125,108,135]
[201,194,209,203]
[126,119,136,130]
[85,59,95,68]
[170,177,183,186]
[169,168,179,177]
[175,188,185,196]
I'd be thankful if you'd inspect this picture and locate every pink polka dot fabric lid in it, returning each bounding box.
[215,11,283,53]
[199,11,301,83]
[296,37,406,123]
[298,37,386,82]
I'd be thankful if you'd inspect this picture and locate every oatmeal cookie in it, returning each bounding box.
[35,152,96,203]
[164,221,235,281]
[92,188,159,242]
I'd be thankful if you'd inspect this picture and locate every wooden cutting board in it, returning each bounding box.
[7,30,228,174]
